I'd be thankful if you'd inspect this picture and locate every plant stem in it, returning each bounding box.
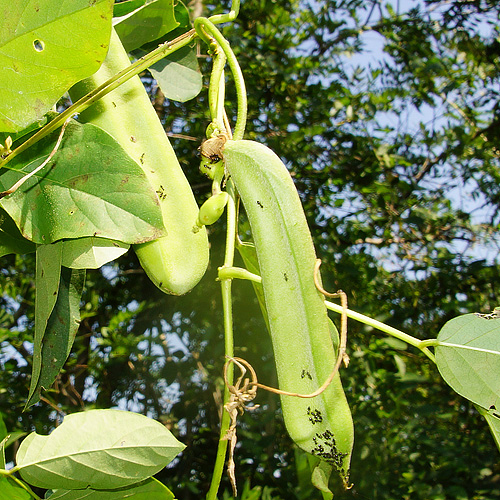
[206,180,238,500]
[218,266,261,283]
[325,300,436,363]
[1,29,196,168]
[194,18,247,141]
[208,0,240,24]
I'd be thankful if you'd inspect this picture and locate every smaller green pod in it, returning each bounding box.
[196,192,229,228]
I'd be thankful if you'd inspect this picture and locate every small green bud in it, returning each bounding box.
[196,192,229,227]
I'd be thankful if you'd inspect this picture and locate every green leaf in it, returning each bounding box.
[16,409,185,490]
[435,312,500,410]
[26,265,85,408]
[476,405,500,452]
[0,207,35,257]
[308,454,333,500]
[29,244,63,400]
[149,45,202,103]
[0,0,114,132]
[133,2,201,102]
[236,239,269,329]
[113,0,147,18]
[0,413,6,469]
[0,120,165,244]
[113,0,178,52]
[47,478,175,499]
[0,477,31,500]
[59,237,129,269]
[0,413,7,443]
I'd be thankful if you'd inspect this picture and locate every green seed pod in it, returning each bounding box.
[196,191,229,227]
[224,139,354,489]
[69,29,209,295]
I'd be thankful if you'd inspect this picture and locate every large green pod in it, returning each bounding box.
[69,29,209,295]
[224,139,354,484]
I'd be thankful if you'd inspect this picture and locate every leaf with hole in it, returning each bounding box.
[0,0,114,132]
[15,409,185,490]
[0,120,165,244]
[435,312,500,410]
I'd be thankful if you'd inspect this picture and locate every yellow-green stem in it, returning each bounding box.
[325,300,436,363]
[206,180,238,500]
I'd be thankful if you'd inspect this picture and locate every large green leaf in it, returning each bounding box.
[0,477,31,500]
[113,0,178,52]
[0,0,114,132]
[0,120,165,244]
[26,264,85,408]
[0,207,35,257]
[48,478,175,499]
[16,409,185,490]
[435,312,500,410]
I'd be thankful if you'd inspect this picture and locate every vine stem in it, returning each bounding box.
[0,29,196,168]
[1,0,243,168]
[324,300,436,363]
[206,179,238,500]
[194,17,247,141]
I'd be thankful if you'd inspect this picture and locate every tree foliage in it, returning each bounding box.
[1,0,500,498]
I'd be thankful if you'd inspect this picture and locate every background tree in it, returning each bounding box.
[1,0,499,498]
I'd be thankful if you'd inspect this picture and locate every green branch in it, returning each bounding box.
[206,180,238,500]
[1,29,196,168]
[1,0,244,167]
[194,17,247,140]
[324,300,436,363]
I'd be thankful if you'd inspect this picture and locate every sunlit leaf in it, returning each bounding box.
[114,0,178,52]
[0,120,165,244]
[59,237,129,269]
[0,0,114,132]
[48,478,175,499]
[16,409,185,490]
[134,2,201,102]
[435,312,500,410]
